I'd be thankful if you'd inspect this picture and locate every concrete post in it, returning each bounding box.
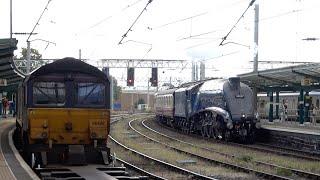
[10,0,12,39]
[252,4,259,114]
[200,61,205,80]
[253,4,259,73]
[26,41,31,74]
[147,80,150,109]
[191,62,195,82]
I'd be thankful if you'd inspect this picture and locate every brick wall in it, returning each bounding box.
[119,92,155,111]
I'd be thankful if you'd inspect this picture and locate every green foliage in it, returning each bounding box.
[19,47,42,60]
[238,155,253,162]
[112,77,122,101]
[15,47,44,73]
[276,168,292,177]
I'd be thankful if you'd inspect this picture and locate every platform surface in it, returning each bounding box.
[0,117,36,180]
[261,119,320,136]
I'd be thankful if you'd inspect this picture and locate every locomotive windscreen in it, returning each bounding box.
[223,78,254,121]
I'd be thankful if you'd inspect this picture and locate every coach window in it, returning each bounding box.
[33,82,65,106]
[76,83,105,107]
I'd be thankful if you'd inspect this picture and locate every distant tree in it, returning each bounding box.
[112,77,122,101]
[19,48,42,60]
[15,47,44,73]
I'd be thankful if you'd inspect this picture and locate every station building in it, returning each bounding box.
[118,89,155,112]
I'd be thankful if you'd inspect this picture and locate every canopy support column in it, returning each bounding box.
[275,91,279,119]
[304,91,310,123]
[268,91,273,122]
[299,89,304,124]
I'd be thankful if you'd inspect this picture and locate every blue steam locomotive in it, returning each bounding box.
[155,77,260,142]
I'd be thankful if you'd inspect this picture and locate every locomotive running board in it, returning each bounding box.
[67,145,87,165]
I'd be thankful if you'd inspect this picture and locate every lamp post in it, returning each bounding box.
[26,39,56,74]
[10,0,12,39]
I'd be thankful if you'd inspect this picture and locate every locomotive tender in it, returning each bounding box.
[155,77,259,142]
[15,58,111,166]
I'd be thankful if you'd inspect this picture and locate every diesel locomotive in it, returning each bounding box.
[155,77,259,142]
[15,58,111,166]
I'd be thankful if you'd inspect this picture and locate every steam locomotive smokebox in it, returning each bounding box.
[228,77,240,89]
[67,145,87,165]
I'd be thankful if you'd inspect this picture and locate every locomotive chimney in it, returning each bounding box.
[228,77,240,90]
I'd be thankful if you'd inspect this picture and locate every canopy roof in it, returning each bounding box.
[29,57,110,82]
[0,38,24,85]
[238,63,320,91]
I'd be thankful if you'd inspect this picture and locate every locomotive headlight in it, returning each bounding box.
[241,113,246,118]
[91,132,97,138]
[42,123,48,129]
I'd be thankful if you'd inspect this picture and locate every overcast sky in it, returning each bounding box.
[1,0,320,88]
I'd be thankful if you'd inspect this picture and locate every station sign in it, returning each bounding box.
[301,78,311,86]
[0,79,7,86]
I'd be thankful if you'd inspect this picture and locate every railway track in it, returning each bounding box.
[33,156,156,180]
[110,115,222,180]
[254,142,320,160]
[139,117,320,180]
[109,136,216,180]
[154,116,320,162]
[129,119,293,180]
[228,142,320,162]
[13,114,154,180]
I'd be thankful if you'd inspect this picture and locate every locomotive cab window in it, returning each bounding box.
[33,82,66,106]
[76,83,105,107]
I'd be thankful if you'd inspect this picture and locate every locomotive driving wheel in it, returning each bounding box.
[206,125,213,138]
[214,119,225,140]
[201,123,211,138]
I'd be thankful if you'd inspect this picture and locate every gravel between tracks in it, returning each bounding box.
[109,115,255,179]
[143,117,320,177]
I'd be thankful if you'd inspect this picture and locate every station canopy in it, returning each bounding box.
[0,38,24,86]
[238,63,320,92]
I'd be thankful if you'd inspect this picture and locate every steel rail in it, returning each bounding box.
[108,135,216,180]
[154,116,320,162]
[128,119,292,180]
[113,156,165,180]
[110,115,216,180]
[255,142,320,159]
[142,119,320,180]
